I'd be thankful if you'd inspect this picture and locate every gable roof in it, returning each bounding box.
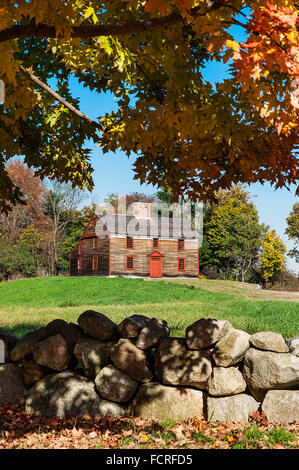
[94,213,201,240]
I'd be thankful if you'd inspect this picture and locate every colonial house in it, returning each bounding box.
[69,201,200,278]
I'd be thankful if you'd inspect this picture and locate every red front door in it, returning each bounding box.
[150,255,162,278]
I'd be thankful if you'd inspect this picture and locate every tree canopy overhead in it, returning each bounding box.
[0,0,298,212]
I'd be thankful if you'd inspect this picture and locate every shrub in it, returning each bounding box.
[0,243,36,279]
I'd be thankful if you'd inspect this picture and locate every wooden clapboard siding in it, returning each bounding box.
[69,211,200,278]
[81,214,97,237]
[110,237,199,277]
[69,235,109,276]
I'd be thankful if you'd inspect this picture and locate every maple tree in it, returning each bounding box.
[0,159,48,239]
[0,0,298,212]
[260,229,287,285]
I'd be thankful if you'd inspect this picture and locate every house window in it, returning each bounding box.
[92,216,96,231]
[126,237,134,249]
[93,238,98,249]
[92,256,98,270]
[178,239,185,251]
[78,242,82,255]
[153,238,159,248]
[126,256,134,270]
[77,258,82,270]
[178,258,185,272]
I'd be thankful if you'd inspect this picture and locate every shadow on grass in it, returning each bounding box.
[4,324,44,338]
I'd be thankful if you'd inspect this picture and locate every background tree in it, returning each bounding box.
[45,182,89,275]
[285,203,299,263]
[0,159,47,240]
[0,160,52,279]
[103,192,156,213]
[260,230,287,287]
[59,205,96,271]
[126,192,156,206]
[199,203,220,278]
[0,242,36,280]
[18,226,44,274]
[0,1,297,212]
[207,185,264,281]
[156,189,172,205]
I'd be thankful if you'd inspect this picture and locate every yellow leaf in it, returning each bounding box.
[225,40,240,52]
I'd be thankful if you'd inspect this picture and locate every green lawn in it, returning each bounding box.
[0,276,298,339]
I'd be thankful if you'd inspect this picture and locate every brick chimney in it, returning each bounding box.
[131,202,152,218]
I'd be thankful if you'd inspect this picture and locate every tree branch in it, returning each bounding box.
[0,1,233,44]
[18,65,103,131]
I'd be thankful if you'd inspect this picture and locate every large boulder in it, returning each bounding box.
[206,367,247,397]
[249,332,289,353]
[186,318,232,350]
[110,339,153,383]
[78,310,117,341]
[262,390,299,424]
[243,348,299,401]
[154,337,212,389]
[0,363,27,405]
[0,329,18,363]
[207,394,259,422]
[33,334,71,371]
[25,370,126,418]
[212,329,251,367]
[39,320,83,353]
[95,365,138,402]
[136,318,170,350]
[286,335,299,357]
[10,328,45,363]
[117,315,150,339]
[132,382,205,421]
[22,360,51,387]
[73,335,116,378]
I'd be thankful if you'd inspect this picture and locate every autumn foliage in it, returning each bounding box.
[0,0,298,211]
[260,229,287,284]
[0,404,298,449]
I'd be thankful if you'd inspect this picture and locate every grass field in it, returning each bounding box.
[0,276,298,338]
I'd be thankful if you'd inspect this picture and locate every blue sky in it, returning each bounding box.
[67,22,298,273]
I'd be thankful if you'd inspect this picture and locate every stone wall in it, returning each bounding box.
[0,313,298,423]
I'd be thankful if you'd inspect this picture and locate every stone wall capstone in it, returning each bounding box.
[0,313,298,424]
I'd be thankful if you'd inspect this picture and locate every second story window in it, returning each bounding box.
[153,238,159,248]
[78,242,82,255]
[178,239,185,251]
[93,238,98,249]
[92,216,96,231]
[126,237,134,249]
